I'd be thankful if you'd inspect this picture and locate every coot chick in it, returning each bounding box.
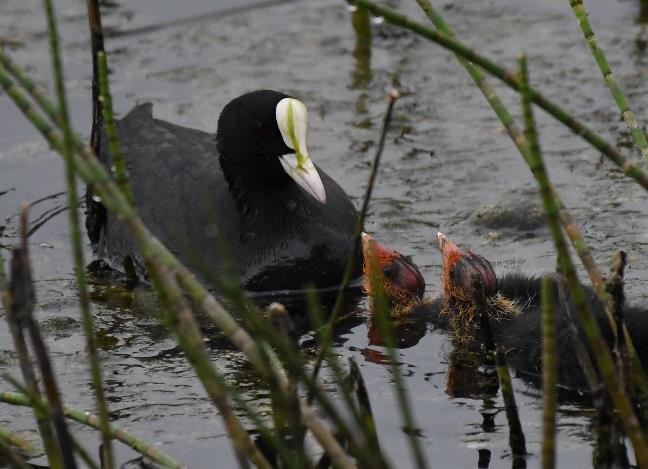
[86,90,362,295]
[362,232,648,391]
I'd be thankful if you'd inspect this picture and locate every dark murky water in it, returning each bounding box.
[1,0,648,466]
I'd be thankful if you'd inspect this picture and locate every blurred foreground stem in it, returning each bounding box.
[42,1,114,466]
[0,391,183,468]
[0,52,355,468]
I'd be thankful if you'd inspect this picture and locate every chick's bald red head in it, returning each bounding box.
[361,233,425,304]
[360,232,498,307]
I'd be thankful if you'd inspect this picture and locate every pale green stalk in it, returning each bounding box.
[519,52,648,466]
[349,0,648,191]
[0,391,183,468]
[41,1,114,467]
[0,60,354,466]
[541,277,557,469]
[97,51,135,206]
[568,0,648,161]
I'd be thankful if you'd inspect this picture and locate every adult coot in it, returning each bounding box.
[86,90,361,295]
[361,232,648,391]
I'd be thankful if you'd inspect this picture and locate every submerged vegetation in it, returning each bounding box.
[1,0,648,467]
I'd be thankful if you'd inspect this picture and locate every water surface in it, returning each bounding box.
[1,0,648,466]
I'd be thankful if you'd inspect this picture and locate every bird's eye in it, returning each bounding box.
[383,265,395,279]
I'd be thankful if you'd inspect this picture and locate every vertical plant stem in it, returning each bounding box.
[97,51,135,206]
[311,89,400,386]
[0,438,30,469]
[367,248,427,469]
[541,277,557,469]
[0,424,36,455]
[519,52,648,466]
[568,0,648,161]
[606,252,631,388]
[348,356,383,461]
[414,0,648,403]
[2,220,63,469]
[0,58,356,468]
[305,289,387,467]
[349,0,648,191]
[41,1,114,466]
[149,264,269,469]
[16,207,78,469]
[495,348,527,466]
[416,0,526,151]
[86,0,104,157]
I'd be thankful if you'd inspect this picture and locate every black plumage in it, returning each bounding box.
[87,90,361,295]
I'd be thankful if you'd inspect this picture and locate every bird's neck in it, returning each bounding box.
[442,293,521,345]
[218,148,295,223]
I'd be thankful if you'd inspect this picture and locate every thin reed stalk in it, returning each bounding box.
[349,0,648,191]
[0,58,354,466]
[495,348,526,466]
[305,289,387,467]
[414,0,648,402]
[97,51,135,206]
[15,207,78,469]
[557,280,603,396]
[415,0,526,151]
[86,0,105,158]
[311,89,400,385]
[2,220,63,468]
[541,277,557,469]
[0,438,29,469]
[367,249,427,469]
[149,263,269,469]
[0,391,183,468]
[519,53,648,466]
[41,1,114,466]
[348,356,383,462]
[568,0,648,161]
[607,252,631,389]
[0,424,36,456]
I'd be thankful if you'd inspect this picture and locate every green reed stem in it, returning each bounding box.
[305,289,388,468]
[416,0,648,403]
[367,251,427,469]
[311,89,400,387]
[349,0,648,191]
[495,348,527,464]
[41,2,114,467]
[568,0,648,161]
[1,243,63,468]
[0,56,353,466]
[0,423,36,456]
[540,277,557,469]
[519,53,648,466]
[415,0,526,151]
[0,437,29,469]
[149,263,270,469]
[85,0,105,158]
[97,51,135,206]
[0,391,183,468]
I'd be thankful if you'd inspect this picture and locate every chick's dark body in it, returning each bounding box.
[89,101,360,293]
[411,274,648,391]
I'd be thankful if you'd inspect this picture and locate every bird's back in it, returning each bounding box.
[91,104,361,294]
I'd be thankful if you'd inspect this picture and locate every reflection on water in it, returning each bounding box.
[351,5,372,89]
